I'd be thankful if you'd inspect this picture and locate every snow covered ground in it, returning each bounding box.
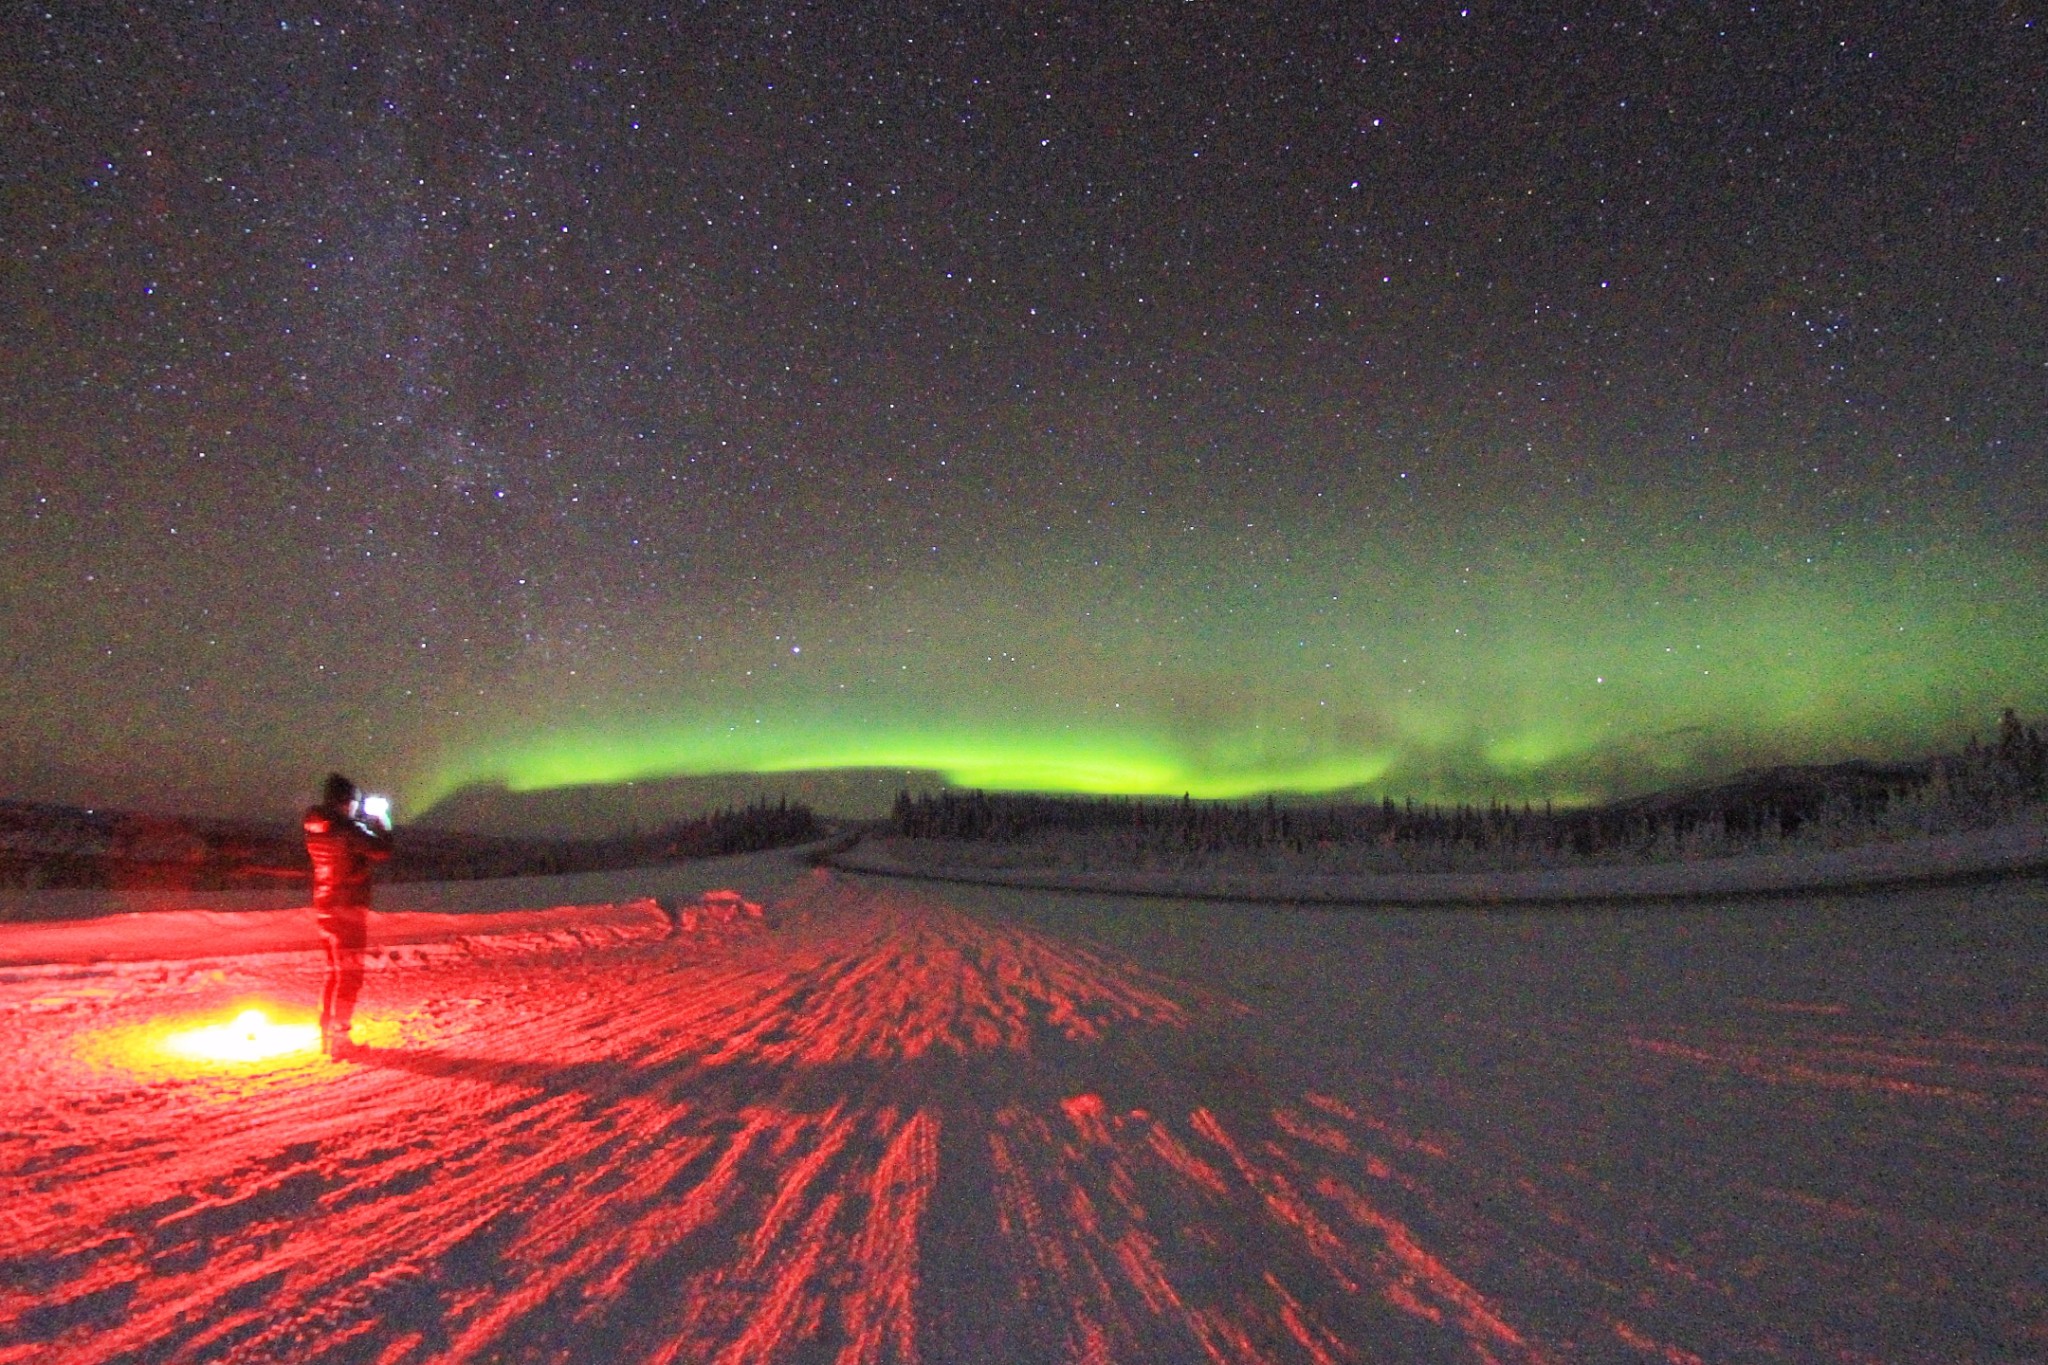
[2,845,2043,1362]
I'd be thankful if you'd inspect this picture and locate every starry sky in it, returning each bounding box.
[3,2,2043,822]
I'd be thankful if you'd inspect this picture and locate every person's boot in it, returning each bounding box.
[322,1024,352,1058]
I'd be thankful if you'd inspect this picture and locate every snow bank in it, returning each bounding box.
[0,842,824,966]
[0,901,674,968]
[829,815,2048,905]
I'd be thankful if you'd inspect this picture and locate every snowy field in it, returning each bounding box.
[2,847,2043,1363]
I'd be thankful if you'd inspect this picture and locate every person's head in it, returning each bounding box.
[322,772,359,812]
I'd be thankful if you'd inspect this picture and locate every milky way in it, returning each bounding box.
[3,4,2042,817]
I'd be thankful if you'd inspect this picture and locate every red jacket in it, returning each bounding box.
[304,803,393,916]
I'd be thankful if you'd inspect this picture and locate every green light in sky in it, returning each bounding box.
[427,719,1397,806]
[413,518,2048,813]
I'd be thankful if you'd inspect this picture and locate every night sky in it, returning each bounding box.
[4,3,2043,821]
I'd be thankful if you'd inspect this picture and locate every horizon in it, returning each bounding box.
[2,732,2011,838]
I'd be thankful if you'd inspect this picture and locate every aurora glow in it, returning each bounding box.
[418,519,2048,810]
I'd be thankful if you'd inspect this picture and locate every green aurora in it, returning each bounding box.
[414,515,2047,813]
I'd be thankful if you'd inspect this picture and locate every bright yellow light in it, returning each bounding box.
[161,1008,320,1064]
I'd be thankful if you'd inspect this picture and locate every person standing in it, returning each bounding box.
[303,772,393,1057]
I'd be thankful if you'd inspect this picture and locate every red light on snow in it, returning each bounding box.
[160,1008,320,1064]
[77,1003,352,1082]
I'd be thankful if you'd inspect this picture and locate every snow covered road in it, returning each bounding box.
[3,857,2044,1362]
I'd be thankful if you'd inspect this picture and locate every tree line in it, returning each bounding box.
[891,708,2047,864]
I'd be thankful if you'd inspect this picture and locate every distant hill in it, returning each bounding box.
[0,795,821,895]
[0,799,308,893]
[1605,759,1934,832]
[416,768,954,837]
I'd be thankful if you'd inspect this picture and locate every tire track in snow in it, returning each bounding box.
[6,872,2041,1361]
